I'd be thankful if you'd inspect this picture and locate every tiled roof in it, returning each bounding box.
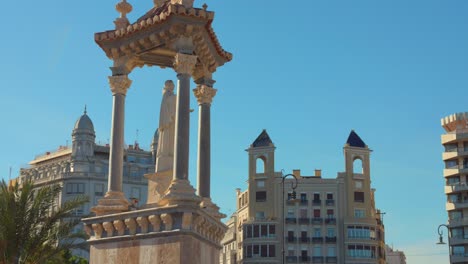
[252,130,274,148]
[346,130,366,148]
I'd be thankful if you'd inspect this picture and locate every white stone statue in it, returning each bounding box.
[155,80,176,173]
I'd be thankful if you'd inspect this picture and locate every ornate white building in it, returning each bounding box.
[16,109,155,258]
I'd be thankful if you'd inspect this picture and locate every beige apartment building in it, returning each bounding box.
[441,112,468,263]
[220,130,385,264]
[384,245,406,264]
[15,109,155,258]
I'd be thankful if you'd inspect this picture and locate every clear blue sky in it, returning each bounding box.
[1,0,467,262]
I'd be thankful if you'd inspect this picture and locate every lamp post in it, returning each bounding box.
[437,224,451,263]
[282,173,299,264]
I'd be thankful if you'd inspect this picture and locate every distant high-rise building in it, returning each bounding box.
[384,245,406,264]
[441,112,468,263]
[220,130,386,264]
[15,109,155,258]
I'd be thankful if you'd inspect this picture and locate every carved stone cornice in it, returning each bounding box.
[109,75,132,95]
[193,85,217,105]
[173,53,197,75]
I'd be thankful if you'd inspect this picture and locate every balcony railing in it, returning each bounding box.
[286,256,298,262]
[325,199,335,206]
[312,237,324,243]
[325,236,337,243]
[299,218,310,224]
[312,200,321,206]
[286,217,297,224]
[300,199,308,206]
[312,217,323,224]
[286,236,297,243]
[325,218,336,224]
[300,237,310,243]
[326,256,337,263]
[300,256,311,262]
[312,256,324,263]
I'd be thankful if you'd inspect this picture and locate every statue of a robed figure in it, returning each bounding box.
[145,80,176,206]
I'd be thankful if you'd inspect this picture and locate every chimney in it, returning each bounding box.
[293,169,301,177]
[315,169,322,177]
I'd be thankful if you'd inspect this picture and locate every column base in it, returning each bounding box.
[91,191,130,216]
[200,197,226,220]
[158,179,201,207]
[144,170,173,206]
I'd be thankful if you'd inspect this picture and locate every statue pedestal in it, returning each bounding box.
[83,204,226,264]
[144,170,173,206]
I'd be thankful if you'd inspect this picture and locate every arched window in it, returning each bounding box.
[353,158,363,174]
[256,157,266,173]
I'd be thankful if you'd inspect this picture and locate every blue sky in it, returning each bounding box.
[1,0,467,262]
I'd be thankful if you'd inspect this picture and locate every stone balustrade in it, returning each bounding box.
[83,205,226,245]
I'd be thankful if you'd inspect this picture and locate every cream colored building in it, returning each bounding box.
[16,109,155,258]
[384,245,406,264]
[441,112,468,263]
[220,130,385,264]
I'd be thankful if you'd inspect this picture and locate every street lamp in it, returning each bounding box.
[437,224,451,263]
[282,173,299,264]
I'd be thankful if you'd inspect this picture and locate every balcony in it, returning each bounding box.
[325,236,337,243]
[441,132,468,145]
[445,183,468,194]
[300,236,310,243]
[312,256,324,263]
[299,256,311,262]
[299,218,310,224]
[312,237,324,243]
[446,200,468,210]
[312,218,323,224]
[300,199,309,206]
[449,217,468,227]
[286,217,297,224]
[325,218,336,225]
[286,256,298,263]
[286,236,297,243]
[326,256,337,263]
[325,199,335,206]
[451,253,468,263]
[450,236,468,245]
[312,200,321,206]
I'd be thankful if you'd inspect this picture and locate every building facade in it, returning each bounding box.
[16,110,155,258]
[220,130,385,264]
[384,245,406,264]
[441,112,468,263]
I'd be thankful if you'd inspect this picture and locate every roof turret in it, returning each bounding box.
[73,107,95,134]
[346,130,366,148]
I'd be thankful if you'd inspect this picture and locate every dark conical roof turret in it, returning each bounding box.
[346,130,366,148]
[251,129,274,148]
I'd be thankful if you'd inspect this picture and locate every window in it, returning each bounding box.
[327,209,334,218]
[253,245,259,256]
[256,180,265,188]
[300,209,307,218]
[256,191,267,202]
[313,228,321,237]
[313,193,320,201]
[327,228,335,237]
[256,158,265,173]
[327,246,336,257]
[453,246,465,256]
[354,192,364,203]
[261,245,268,257]
[256,211,265,219]
[314,209,321,218]
[269,245,275,257]
[313,246,322,256]
[261,225,268,237]
[326,193,333,200]
[66,183,85,194]
[287,209,295,217]
[254,225,260,237]
[269,225,276,237]
[94,184,104,196]
[300,193,307,201]
[450,210,463,220]
[354,209,365,218]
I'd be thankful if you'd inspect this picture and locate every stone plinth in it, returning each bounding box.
[144,171,173,206]
[83,204,226,264]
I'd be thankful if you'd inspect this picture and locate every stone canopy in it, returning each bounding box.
[94,2,232,78]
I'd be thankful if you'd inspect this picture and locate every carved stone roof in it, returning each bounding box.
[346,130,366,148]
[74,113,95,133]
[94,3,232,67]
[251,130,274,148]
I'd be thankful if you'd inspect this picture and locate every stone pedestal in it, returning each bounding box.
[83,205,226,264]
[144,171,173,206]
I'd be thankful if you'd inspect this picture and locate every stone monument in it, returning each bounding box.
[82,0,232,262]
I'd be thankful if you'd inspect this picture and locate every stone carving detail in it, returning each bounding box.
[114,0,132,30]
[109,75,132,95]
[125,218,137,235]
[136,216,149,233]
[92,223,104,239]
[161,213,173,231]
[193,85,217,105]
[156,80,176,173]
[113,220,126,236]
[103,222,115,237]
[148,215,161,231]
[173,53,197,75]
[181,212,192,230]
[170,0,194,7]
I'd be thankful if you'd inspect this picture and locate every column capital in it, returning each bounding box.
[173,53,197,76]
[109,75,132,95]
[193,85,217,105]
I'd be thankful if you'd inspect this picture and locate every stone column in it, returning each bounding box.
[193,83,217,198]
[92,75,132,215]
[160,53,201,206]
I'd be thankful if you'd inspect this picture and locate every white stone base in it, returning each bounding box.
[91,191,130,216]
[158,179,201,207]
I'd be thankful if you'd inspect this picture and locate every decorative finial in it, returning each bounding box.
[114,0,133,30]
[202,3,208,10]
[84,105,87,115]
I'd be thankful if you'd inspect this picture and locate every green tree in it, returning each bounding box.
[0,180,89,264]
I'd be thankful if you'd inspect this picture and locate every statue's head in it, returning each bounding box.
[163,80,175,93]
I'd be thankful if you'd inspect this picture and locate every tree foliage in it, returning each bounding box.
[0,180,89,264]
